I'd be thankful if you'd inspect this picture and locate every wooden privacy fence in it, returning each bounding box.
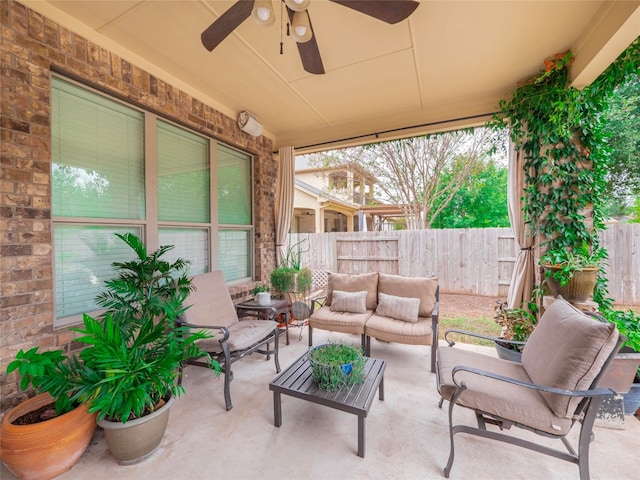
[286,223,640,306]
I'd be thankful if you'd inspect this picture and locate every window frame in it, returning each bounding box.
[51,75,255,328]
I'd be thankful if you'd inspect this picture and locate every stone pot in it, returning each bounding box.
[98,394,174,465]
[257,291,271,306]
[494,340,523,363]
[0,393,97,480]
[543,265,598,302]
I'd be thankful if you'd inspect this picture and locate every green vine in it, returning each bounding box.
[491,40,640,314]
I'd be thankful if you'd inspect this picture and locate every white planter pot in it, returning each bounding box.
[257,292,271,306]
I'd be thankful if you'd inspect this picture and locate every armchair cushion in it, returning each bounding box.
[438,347,573,435]
[326,272,379,310]
[378,273,438,317]
[375,292,420,323]
[196,320,277,353]
[330,290,368,314]
[521,298,619,418]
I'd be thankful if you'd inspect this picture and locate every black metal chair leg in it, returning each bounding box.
[222,342,233,411]
[273,329,281,373]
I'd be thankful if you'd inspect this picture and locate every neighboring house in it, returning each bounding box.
[293,158,376,233]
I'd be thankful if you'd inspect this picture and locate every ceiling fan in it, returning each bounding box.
[201,0,420,75]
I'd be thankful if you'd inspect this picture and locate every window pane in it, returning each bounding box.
[218,145,251,225]
[51,77,145,219]
[218,229,251,281]
[158,228,209,275]
[54,225,140,319]
[158,121,210,222]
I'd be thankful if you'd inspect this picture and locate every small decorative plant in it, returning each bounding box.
[308,342,365,391]
[270,236,313,294]
[493,301,536,352]
[251,283,271,295]
[603,308,640,379]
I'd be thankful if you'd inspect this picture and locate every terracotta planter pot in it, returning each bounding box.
[98,394,174,465]
[544,265,598,302]
[0,393,97,480]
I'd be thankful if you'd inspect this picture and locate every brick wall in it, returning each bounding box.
[0,0,277,412]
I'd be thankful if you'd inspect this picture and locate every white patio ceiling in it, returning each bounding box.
[25,1,640,153]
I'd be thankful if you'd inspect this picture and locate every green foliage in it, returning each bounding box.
[308,343,365,392]
[490,40,639,315]
[251,283,271,295]
[271,236,312,293]
[602,309,640,354]
[540,242,607,287]
[6,234,220,422]
[493,301,537,347]
[432,159,510,228]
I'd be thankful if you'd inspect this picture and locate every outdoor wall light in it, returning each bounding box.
[237,111,263,137]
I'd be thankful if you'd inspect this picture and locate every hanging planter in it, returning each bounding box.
[543,265,599,302]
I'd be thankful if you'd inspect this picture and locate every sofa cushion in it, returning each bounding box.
[521,298,619,418]
[365,314,433,345]
[378,273,438,317]
[375,292,420,323]
[309,305,371,335]
[326,272,379,310]
[330,290,368,314]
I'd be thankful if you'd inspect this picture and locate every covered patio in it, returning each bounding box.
[2,329,637,480]
[1,1,639,478]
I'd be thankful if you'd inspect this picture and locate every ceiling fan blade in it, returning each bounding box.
[287,7,325,75]
[201,0,254,52]
[330,0,419,24]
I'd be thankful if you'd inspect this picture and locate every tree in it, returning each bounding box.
[601,74,640,217]
[343,128,506,229]
[432,160,509,228]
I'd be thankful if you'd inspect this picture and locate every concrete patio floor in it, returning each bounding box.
[3,328,638,480]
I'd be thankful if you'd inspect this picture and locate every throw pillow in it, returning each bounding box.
[378,273,438,317]
[329,290,368,314]
[375,292,420,323]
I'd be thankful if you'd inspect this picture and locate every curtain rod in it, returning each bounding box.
[279,111,497,154]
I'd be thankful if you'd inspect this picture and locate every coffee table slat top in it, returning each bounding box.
[269,354,386,417]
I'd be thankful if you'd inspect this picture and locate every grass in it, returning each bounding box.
[439,315,502,347]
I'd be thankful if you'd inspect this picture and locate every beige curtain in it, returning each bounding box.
[275,146,295,264]
[506,141,535,309]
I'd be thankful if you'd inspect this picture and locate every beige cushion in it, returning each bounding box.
[197,320,276,353]
[375,292,420,323]
[378,273,438,317]
[365,313,433,345]
[522,298,619,418]
[309,305,371,335]
[184,271,239,327]
[326,272,379,310]
[330,290,368,314]
[438,347,573,435]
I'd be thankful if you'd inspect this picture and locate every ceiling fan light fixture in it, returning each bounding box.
[284,0,310,12]
[251,0,275,26]
[291,11,312,43]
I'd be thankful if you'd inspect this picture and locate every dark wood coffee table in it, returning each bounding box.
[269,352,386,458]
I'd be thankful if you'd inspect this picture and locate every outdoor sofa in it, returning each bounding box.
[308,272,439,372]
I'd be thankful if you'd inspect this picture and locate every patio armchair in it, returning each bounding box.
[436,297,623,480]
[177,271,281,411]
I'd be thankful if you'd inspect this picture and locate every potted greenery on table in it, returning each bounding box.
[3,233,219,467]
[308,343,365,391]
[270,236,313,297]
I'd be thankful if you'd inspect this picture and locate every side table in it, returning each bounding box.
[236,298,291,345]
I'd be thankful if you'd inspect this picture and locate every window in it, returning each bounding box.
[51,77,254,325]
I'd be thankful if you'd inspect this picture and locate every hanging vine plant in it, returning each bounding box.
[491,39,640,310]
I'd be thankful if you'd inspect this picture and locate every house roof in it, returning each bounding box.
[295,178,356,211]
[27,1,640,153]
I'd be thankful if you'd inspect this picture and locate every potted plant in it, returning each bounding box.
[307,342,365,391]
[540,242,606,302]
[602,308,640,415]
[270,236,313,296]
[251,283,271,306]
[492,301,536,362]
[3,233,219,467]
[1,350,98,480]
